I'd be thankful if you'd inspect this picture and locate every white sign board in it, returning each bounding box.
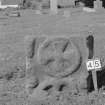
[86,58,101,71]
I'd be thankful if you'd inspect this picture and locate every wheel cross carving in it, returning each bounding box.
[38,37,81,78]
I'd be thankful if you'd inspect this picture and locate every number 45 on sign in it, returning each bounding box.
[86,59,102,71]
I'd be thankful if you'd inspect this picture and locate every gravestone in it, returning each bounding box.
[25,35,90,98]
[94,0,103,10]
[50,0,58,14]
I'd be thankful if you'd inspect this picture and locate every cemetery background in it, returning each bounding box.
[0,0,75,7]
[1,0,105,105]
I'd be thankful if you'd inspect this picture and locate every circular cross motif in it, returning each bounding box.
[37,37,81,78]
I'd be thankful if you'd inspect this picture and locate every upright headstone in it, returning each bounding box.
[94,0,103,10]
[50,0,58,14]
[63,10,71,18]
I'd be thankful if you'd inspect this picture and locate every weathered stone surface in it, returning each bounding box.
[24,35,93,105]
[25,35,46,76]
[27,72,89,104]
[25,35,89,103]
[25,76,39,95]
[38,37,81,78]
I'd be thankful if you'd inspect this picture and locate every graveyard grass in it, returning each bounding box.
[1,6,105,105]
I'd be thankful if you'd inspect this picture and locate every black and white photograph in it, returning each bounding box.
[0,0,105,105]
